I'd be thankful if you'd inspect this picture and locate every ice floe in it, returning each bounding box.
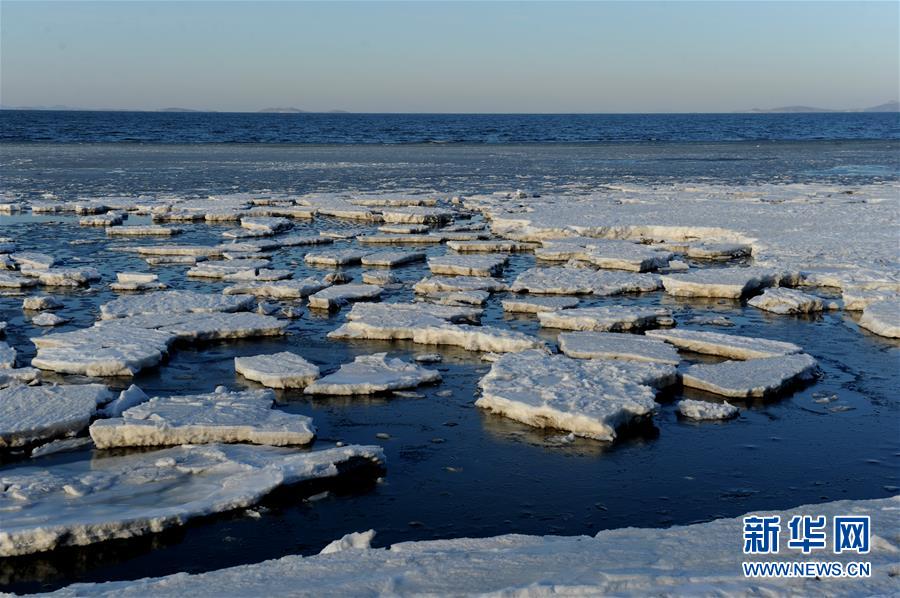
[661,267,797,299]
[89,388,315,448]
[747,287,825,314]
[677,399,739,420]
[538,306,674,331]
[427,254,507,277]
[413,276,508,294]
[22,267,101,287]
[106,225,181,236]
[510,267,661,295]
[235,352,321,389]
[361,250,426,267]
[0,272,39,288]
[109,272,167,292]
[305,249,368,267]
[100,291,255,319]
[644,329,801,360]
[0,383,113,448]
[558,332,681,364]
[0,341,17,368]
[0,443,384,557]
[31,312,70,327]
[223,277,329,299]
[308,284,383,310]
[858,299,900,338]
[22,295,63,311]
[305,353,440,395]
[420,290,489,306]
[501,295,579,313]
[681,353,819,398]
[536,239,671,272]
[11,252,56,270]
[447,240,529,252]
[98,384,149,418]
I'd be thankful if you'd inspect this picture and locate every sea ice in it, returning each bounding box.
[308,284,382,310]
[305,353,440,395]
[89,388,316,448]
[538,306,675,332]
[223,277,329,298]
[644,329,802,360]
[0,341,17,368]
[427,254,507,277]
[677,399,739,420]
[11,252,56,270]
[747,287,825,314]
[98,384,149,417]
[558,332,681,364]
[0,383,113,448]
[661,267,795,299]
[23,267,101,287]
[360,250,426,267]
[0,443,384,557]
[510,267,661,295]
[305,249,368,267]
[684,242,752,260]
[420,290,490,306]
[378,224,430,234]
[681,353,819,398]
[105,225,181,236]
[22,295,63,311]
[501,296,579,313]
[100,291,255,319]
[0,272,39,288]
[858,299,900,338]
[358,234,445,245]
[187,259,271,278]
[381,206,454,225]
[31,312,70,327]
[536,239,671,272]
[413,276,508,294]
[235,352,321,388]
[475,350,657,441]
[240,217,293,234]
[361,271,396,286]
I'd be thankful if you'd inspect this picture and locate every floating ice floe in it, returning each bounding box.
[0,341,18,368]
[305,249,368,267]
[683,242,752,260]
[661,267,798,299]
[143,255,204,265]
[109,272,167,292]
[538,306,674,332]
[536,239,671,272]
[0,383,113,448]
[427,254,507,277]
[677,399,739,420]
[378,224,430,234]
[360,250,426,267]
[134,244,222,258]
[31,312,70,327]
[361,271,396,286]
[29,437,94,459]
[0,443,384,557]
[447,240,529,252]
[22,267,101,287]
[0,272,38,288]
[358,233,445,245]
[858,299,900,338]
[305,353,440,395]
[329,303,540,353]
[98,312,288,343]
[98,384,149,418]
[308,284,382,310]
[475,350,658,441]
[105,225,181,236]
[501,296,579,313]
[235,352,321,388]
[187,259,272,279]
[381,206,454,225]
[223,277,329,298]
[11,252,56,270]
[0,367,41,388]
[221,269,292,282]
[841,286,898,311]
[510,267,661,295]
[240,217,293,234]
[644,329,801,360]
[414,276,508,294]
[100,290,255,319]
[79,212,124,227]
[89,388,316,448]
[681,353,819,398]
[747,288,825,314]
[558,332,681,365]
[22,295,63,311]
[420,290,490,306]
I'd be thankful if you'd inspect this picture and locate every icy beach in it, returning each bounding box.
[0,141,897,594]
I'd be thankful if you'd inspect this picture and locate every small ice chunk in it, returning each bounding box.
[221,269,293,282]
[538,306,674,332]
[475,350,657,441]
[414,276,508,294]
[0,383,112,448]
[558,332,681,365]
[235,352,320,389]
[681,353,819,398]
[361,251,426,268]
[447,240,529,252]
[240,217,292,234]
[99,384,149,417]
[358,234,444,245]
[106,225,181,236]
[378,224,430,234]
[31,312,70,327]
[677,399,739,420]
[11,252,56,270]
[858,299,900,338]
[22,267,101,287]
[748,288,825,315]
[223,277,329,299]
[187,259,271,278]
[308,284,382,311]
[319,530,376,554]
[841,287,898,311]
[22,295,63,311]
[415,353,442,363]
[420,290,490,306]
[305,249,367,267]
[362,271,396,286]
[502,296,579,313]
[0,272,38,289]
[427,254,507,277]
[661,267,795,299]
[116,272,159,284]
[135,244,221,257]
[685,243,752,260]
[305,353,440,395]
[645,329,801,360]
[0,341,17,368]
[381,206,454,225]
[29,436,94,458]
[89,388,316,448]
[510,267,661,295]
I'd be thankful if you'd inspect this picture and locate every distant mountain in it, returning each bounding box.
[745,101,899,113]
[158,107,204,112]
[258,107,307,113]
[863,101,900,113]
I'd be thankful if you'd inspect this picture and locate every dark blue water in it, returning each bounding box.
[1,110,898,144]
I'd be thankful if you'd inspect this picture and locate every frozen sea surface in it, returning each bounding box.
[0,142,897,592]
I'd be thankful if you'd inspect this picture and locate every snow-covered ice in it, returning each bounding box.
[305,249,368,267]
[427,254,507,277]
[661,267,796,299]
[360,251,426,267]
[0,383,113,448]
[98,384,149,418]
[644,329,802,360]
[510,267,661,295]
[558,332,681,364]
[308,284,382,310]
[501,295,579,313]
[89,388,316,448]
[11,251,56,270]
[100,291,255,319]
[747,287,825,314]
[305,353,440,395]
[31,312,70,326]
[0,443,384,557]
[106,225,181,236]
[223,277,329,299]
[0,341,17,368]
[235,352,321,389]
[536,239,671,272]
[22,266,101,287]
[538,306,674,331]
[419,290,490,306]
[413,276,508,294]
[446,240,529,252]
[681,353,819,398]
[858,298,900,338]
[677,399,739,420]
[22,295,63,311]
[475,350,658,441]
[319,529,376,554]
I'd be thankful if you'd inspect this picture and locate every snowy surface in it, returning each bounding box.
[419,289,489,306]
[645,329,802,360]
[98,384,149,418]
[223,277,329,298]
[858,299,900,338]
[304,249,368,267]
[510,267,661,295]
[501,295,579,313]
[0,443,384,557]
[305,353,440,395]
[747,287,825,314]
[681,353,819,398]
[360,251,426,267]
[22,295,63,311]
[677,399,739,420]
[446,240,528,252]
[558,332,681,364]
[235,352,320,389]
[31,312,70,326]
[476,350,657,441]
[0,383,112,448]
[661,267,794,299]
[427,254,507,277]
[308,284,382,310]
[414,275,508,294]
[89,388,315,448]
[538,306,674,331]
[536,238,671,272]
[100,291,255,319]
[105,225,181,236]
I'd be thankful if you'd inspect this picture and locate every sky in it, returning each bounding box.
[1,1,898,113]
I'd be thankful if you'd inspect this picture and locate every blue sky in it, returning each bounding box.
[1,1,897,113]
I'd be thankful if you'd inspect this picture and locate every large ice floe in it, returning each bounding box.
[427,254,507,277]
[501,295,579,313]
[538,306,674,331]
[510,267,661,295]
[857,298,900,338]
[660,267,797,299]
[535,238,672,272]
[304,249,368,267]
[307,284,382,310]
[328,303,542,353]
[414,275,508,294]
[558,331,681,364]
[42,495,900,597]
[89,387,316,448]
[747,287,826,314]
[0,443,385,557]
[235,352,321,389]
[681,353,819,398]
[0,383,112,448]
[475,350,659,441]
[304,353,440,395]
[223,277,329,299]
[99,290,255,319]
[644,329,801,360]
[360,250,426,267]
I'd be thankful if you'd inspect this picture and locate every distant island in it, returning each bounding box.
[258,107,349,114]
[745,101,899,113]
